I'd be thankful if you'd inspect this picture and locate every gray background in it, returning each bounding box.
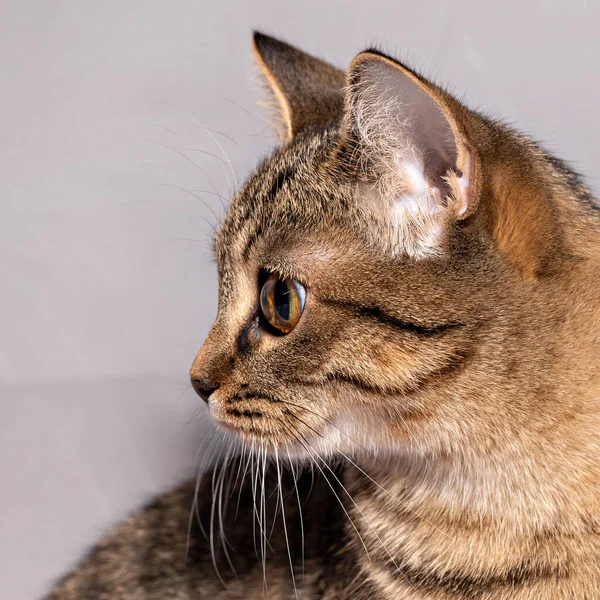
[1,1,598,598]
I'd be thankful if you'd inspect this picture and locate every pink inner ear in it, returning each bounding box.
[446,148,472,217]
[349,57,471,208]
[397,146,471,218]
[347,55,476,256]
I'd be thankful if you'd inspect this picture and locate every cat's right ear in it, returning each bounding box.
[252,32,345,142]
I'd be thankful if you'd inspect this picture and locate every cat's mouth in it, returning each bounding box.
[208,389,324,449]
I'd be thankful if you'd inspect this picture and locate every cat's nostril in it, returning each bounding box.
[190,377,218,403]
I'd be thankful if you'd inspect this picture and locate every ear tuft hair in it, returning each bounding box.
[342,52,474,257]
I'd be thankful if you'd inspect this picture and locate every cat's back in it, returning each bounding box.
[44,480,226,599]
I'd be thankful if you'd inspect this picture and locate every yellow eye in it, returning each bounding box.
[259,272,306,334]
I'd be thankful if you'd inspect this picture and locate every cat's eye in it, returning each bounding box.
[259,272,306,334]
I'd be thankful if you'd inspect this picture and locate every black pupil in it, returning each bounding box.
[274,279,291,321]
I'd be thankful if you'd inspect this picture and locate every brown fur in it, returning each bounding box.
[46,33,600,599]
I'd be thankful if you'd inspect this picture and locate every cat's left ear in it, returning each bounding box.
[252,32,345,142]
[341,50,480,257]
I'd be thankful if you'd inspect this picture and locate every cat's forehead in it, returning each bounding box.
[215,129,355,266]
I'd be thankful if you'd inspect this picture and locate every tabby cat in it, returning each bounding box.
[46,33,600,599]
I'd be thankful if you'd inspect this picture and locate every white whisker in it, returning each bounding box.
[278,420,371,560]
[209,443,227,588]
[275,447,298,600]
[186,430,220,557]
[192,118,238,195]
[287,447,305,578]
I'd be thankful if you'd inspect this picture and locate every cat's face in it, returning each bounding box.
[193,139,468,458]
[190,34,561,463]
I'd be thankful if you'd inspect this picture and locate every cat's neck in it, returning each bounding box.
[343,435,600,598]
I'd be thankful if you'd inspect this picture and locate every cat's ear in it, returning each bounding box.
[341,50,478,257]
[252,32,346,142]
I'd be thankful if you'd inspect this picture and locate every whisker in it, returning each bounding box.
[249,441,274,586]
[268,460,281,540]
[148,140,227,212]
[288,412,450,540]
[275,447,298,600]
[261,445,269,595]
[220,442,241,549]
[145,122,182,137]
[298,434,417,594]
[187,189,228,199]
[186,442,211,557]
[196,126,239,146]
[235,441,253,519]
[219,94,254,117]
[192,118,239,194]
[178,147,228,165]
[276,398,381,462]
[287,447,305,578]
[276,419,371,560]
[250,443,259,560]
[186,430,221,556]
[153,183,223,224]
[216,446,238,576]
[209,443,228,588]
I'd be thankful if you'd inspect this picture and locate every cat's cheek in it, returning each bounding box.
[203,388,241,431]
[251,329,287,354]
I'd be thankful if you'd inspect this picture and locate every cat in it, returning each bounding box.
[45,32,600,599]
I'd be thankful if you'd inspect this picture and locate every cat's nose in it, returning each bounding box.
[190,377,218,403]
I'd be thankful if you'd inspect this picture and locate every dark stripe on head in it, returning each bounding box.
[267,166,295,201]
[242,167,296,259]
[322,298,465,337]
[241,223,263,261]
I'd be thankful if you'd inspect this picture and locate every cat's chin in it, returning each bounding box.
[208,410,304,451]
[215,423,330,461]
[209,410,339,463]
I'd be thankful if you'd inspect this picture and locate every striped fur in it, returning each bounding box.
[45,33,600,599]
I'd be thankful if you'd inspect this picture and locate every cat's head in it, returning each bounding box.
[190,33,573,463]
